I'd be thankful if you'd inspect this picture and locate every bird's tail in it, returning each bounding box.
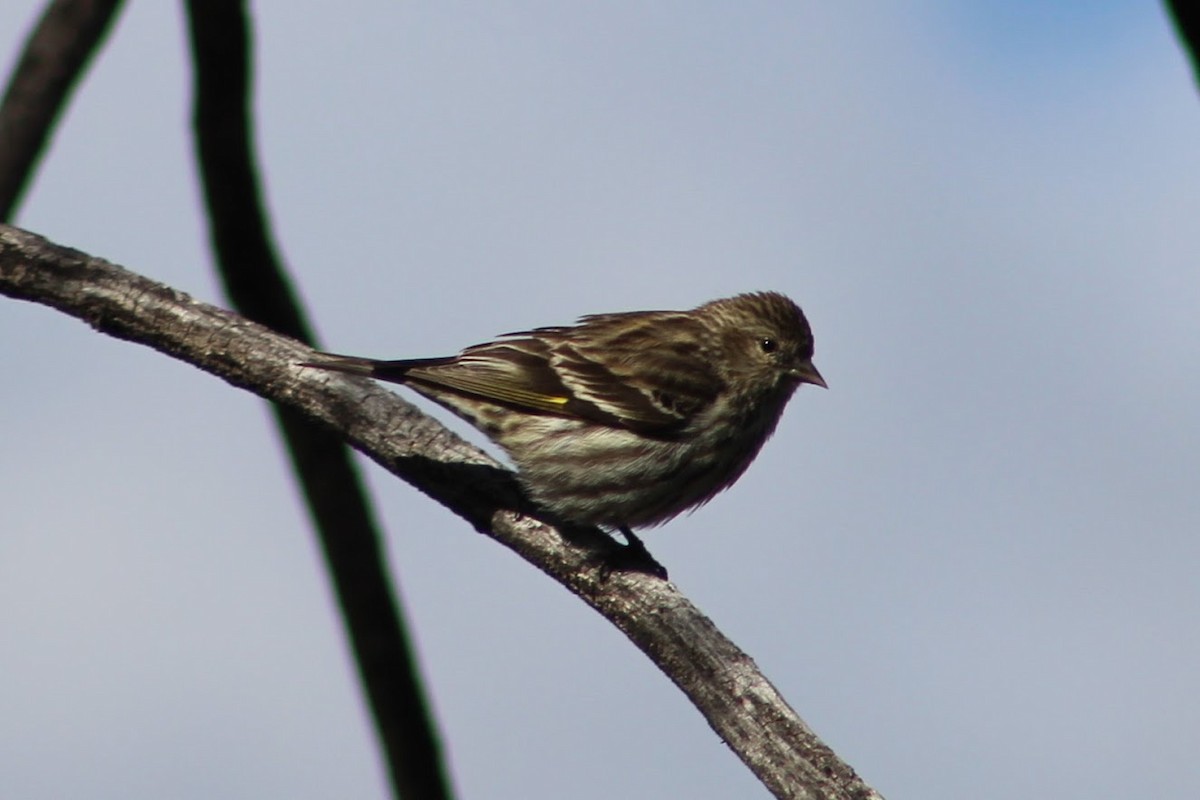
[299,353,452,385]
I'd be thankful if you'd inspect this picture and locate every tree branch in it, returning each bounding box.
[0,0,125,219]
[0,223,883,800]
[1167,1,1200,87]
[178,3,454,797]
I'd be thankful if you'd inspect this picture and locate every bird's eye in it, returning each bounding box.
[759,337,777,354]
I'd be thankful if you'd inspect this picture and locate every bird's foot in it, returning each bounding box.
[597,526,668,580]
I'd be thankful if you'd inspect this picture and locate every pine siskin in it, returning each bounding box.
[303,291,824,547]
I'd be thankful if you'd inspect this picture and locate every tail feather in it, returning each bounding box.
[299,353,453,385]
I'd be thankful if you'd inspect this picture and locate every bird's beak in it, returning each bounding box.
[791,360,827,389]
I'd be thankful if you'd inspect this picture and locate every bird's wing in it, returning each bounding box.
[404,342,578,416]
[541,312,723,429]
[405,315,723,433]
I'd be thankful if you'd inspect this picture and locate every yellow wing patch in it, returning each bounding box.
[408,368,572,414]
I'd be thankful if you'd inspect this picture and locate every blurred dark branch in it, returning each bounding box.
[1167,1,1200,86]
[1,223,883,800]
[0,0,124,220]
[182,0,309,338]
[180,3,453,799]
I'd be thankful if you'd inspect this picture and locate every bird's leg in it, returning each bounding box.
[618,525,647,551]
[598,525,667,580]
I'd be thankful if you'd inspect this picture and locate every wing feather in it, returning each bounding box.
[399,311,724,434]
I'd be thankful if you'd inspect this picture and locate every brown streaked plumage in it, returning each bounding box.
[302,291,825,537]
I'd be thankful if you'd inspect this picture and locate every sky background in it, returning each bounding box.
[3,2,1198,798]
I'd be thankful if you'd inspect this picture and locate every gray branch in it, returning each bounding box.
[0,223,883,800]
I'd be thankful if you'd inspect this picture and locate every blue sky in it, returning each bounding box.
[3,3,1198,798]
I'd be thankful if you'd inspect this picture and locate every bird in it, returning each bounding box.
[301,291,824,570]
